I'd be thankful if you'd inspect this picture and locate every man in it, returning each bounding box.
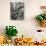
[36,6,46,27]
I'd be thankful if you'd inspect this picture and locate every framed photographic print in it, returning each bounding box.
[10,2,24,20]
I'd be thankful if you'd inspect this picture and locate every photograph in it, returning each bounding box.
[10,2,24,20]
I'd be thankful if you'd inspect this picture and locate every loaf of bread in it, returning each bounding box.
[0,36,6,44]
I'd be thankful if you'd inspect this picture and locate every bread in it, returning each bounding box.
[0,36,6,44]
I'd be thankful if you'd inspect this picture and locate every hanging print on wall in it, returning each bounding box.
[10,2,24,20]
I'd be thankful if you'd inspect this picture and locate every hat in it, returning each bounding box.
[40,6,46,9]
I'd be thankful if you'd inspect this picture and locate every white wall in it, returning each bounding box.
[0,0,46,37]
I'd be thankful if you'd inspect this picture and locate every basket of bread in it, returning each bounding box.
[14,37,33,45]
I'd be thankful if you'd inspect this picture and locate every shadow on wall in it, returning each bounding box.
[30,16,40,27]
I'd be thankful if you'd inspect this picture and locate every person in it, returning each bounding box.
[35,6,46,42]
[36,6,46,27]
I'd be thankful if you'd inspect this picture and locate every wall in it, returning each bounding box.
[0,0,46,37]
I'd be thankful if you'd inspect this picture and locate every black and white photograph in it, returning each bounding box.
[10,2,24,20]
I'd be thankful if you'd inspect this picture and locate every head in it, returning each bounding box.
[40,6,46,14]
